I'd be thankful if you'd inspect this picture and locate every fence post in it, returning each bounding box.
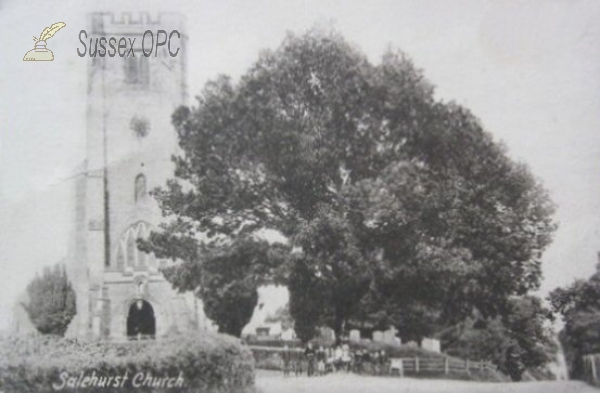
[592,355,597,382]
[415,357,420,373]
[465,359,470,373]
[444,357,449,375]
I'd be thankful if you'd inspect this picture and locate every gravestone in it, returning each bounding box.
[349,329,361,341]
[319,327,335,341]
[372,330,384,342]
[421,338,441,353]
[281,328,296,341]
[405,340,418,348]
[383,327,398,344]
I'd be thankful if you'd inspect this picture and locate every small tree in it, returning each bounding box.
[142,230,286,337]
[22,263,76,336]
[443,296,555,381]
[550,261,600,378]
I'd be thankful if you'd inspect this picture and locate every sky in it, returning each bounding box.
[0,0,599,331]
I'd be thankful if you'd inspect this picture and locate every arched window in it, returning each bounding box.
[114,222,160,271]
[134,174,147,203]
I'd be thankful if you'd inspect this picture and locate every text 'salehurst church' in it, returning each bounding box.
[65,12,214,340]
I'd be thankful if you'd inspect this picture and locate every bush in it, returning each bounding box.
[23,263,76,336]
[0,333,255,393]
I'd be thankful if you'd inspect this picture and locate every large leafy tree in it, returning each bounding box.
[22,263,76,336]
[144,29,555,345]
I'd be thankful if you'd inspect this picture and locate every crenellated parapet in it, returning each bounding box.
[89,12,186,36]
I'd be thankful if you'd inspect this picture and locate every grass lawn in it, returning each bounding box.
[256,369,596,393]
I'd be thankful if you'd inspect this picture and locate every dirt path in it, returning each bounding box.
[256,370,596,393]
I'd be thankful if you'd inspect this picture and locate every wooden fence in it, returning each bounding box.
[388,356,496,376]
[249,345,496,377]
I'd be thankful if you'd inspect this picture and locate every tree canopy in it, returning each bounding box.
[142,28,556,365]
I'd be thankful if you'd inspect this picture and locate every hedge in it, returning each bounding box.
[0,333,255,393]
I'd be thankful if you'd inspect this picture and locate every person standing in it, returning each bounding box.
[379,350,387,376]
[371,350,380,375]
[317,346,326,376]
[282,345,291,377]
[293,349,304,376]
[305,342,316,377]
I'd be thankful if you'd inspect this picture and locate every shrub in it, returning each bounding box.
[22,264,76,336]
[0,332,255,393]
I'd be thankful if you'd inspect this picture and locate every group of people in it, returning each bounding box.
[280,342,389,377]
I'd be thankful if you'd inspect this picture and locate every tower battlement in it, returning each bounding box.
[89,12,186,35]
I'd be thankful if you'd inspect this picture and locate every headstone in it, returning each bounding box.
[372,330,384,342]
[349,329,361,341]
[405,340,418,348]
[383,327,398,344]
[281,328,296,341]
[421,338,441,353]
[319,327,335,341]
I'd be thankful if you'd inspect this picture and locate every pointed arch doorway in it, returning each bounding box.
[127,299,156,339]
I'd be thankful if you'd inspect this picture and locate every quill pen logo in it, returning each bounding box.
[23,22,66,61]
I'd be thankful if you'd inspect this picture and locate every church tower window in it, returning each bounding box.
[124,56,149,86]
[134,174,147,203]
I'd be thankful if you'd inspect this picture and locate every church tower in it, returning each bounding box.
[68,12,209,339]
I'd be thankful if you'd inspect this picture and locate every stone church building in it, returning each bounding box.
[66,12,213,340]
